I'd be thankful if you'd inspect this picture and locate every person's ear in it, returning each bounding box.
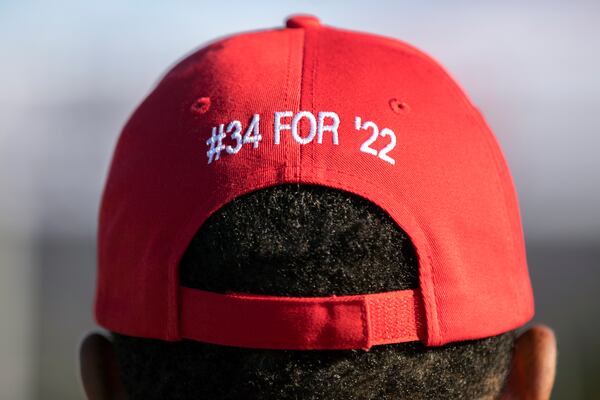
[501,325,557,400]
[79,332,128,400]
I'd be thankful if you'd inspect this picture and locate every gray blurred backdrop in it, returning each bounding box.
[1,1,599,399]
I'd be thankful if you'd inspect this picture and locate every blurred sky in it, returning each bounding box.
[0,1,599,399]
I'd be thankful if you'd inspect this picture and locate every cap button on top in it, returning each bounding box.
[286,14,321,29]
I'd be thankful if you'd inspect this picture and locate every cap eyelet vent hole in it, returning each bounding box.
[389,98,410,114]
[191,97,211,115]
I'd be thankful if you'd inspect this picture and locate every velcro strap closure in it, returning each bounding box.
[180,287,424,350]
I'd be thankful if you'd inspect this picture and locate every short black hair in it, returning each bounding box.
[113,184,515,400]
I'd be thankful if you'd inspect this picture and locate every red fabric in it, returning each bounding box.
[180,288,423,350]
[96,16,534,348]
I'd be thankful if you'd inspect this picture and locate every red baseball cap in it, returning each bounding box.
[96,15,534,350]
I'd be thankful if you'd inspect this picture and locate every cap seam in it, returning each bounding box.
[434,72,524,318]
[283,29,293,172]
[298,27,309,179]
[311,29,319,173]
[409,57,525,340]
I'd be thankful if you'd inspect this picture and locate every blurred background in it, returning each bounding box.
[1,0,599,398]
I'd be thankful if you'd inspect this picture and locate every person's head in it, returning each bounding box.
[81,185,556,400]
[82,15,556,400]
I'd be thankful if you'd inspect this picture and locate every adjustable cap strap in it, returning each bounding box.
[180,287,424,350]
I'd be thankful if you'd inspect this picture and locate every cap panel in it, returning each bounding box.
[304,26,533,345]
[96,28,305,339]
